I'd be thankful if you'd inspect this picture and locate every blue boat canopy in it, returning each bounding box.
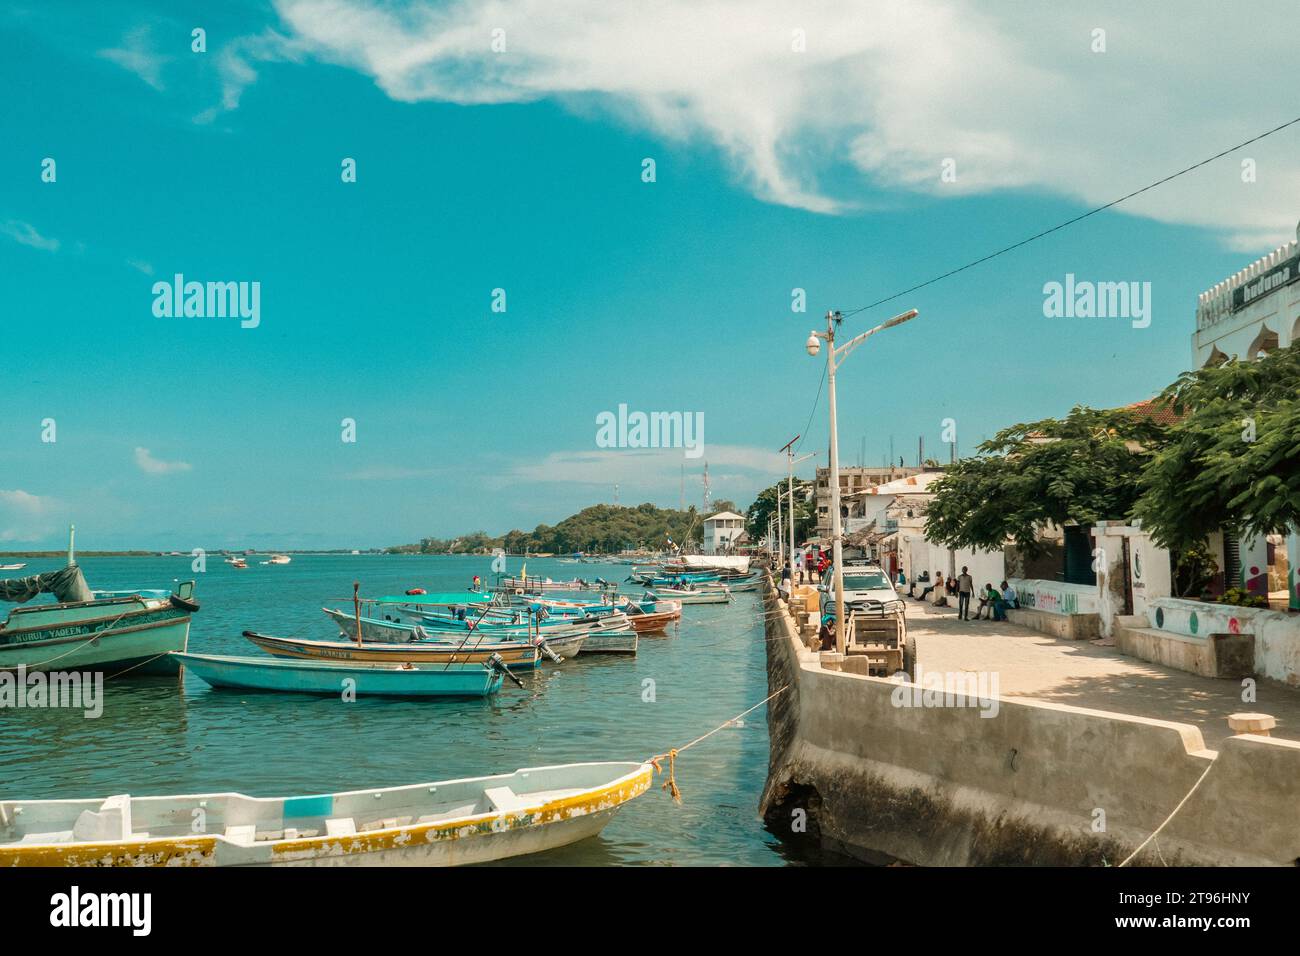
[376,591,495,605]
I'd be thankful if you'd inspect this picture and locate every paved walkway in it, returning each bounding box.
[907,597,1300,748]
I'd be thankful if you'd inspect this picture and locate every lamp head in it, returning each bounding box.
[805,332,821,357]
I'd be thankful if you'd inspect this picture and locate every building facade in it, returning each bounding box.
[1193,224,1300,608]
[1194,226,1300,368]
[814,465,924,537]
[702,511,746,555]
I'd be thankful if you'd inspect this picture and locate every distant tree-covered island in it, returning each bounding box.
[388,503,708,555]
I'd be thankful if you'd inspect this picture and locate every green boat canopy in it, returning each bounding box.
[375,591,495,606]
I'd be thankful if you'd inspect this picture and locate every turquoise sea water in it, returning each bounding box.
[0,554,790,866]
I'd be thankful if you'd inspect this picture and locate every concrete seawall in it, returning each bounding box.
[759,575,1300,866]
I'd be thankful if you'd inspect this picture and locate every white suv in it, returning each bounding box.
[820,563,905,618]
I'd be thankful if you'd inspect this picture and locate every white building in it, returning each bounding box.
[1194,225,1300,368]
[702,511,746,555]
[1193,224,1300,606]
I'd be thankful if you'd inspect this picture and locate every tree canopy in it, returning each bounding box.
[388,503,703,554]
[925,405,1168,555]
[746,479,815,546]
[1134,346,1300,549]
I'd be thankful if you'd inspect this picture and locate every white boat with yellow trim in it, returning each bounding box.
[0,761,653,867]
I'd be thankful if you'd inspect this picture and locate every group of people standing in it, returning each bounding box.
[901,565,1018,622]
[779,547,830,586]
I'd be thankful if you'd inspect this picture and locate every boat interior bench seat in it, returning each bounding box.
[19,830,75,844]
[325,817,357,837]
[224,824,258,845]
[483,786,528,813]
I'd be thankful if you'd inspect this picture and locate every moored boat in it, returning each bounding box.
[318,610,586,660]
[646,586,731,605]
[1,565,198,675]
[576,628,638,655]
[244,631,541,669]
[174,652,505,698]
[0,761,654,866]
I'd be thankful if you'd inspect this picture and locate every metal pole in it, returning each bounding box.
[788,452,796,589]
[826,311,846,655]
[776,494,784,568]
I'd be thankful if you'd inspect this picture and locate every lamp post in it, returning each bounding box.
[806,307,919,653]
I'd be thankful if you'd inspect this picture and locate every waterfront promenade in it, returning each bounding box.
[907,599,1300,749]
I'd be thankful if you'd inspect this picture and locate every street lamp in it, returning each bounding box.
[807,307,919,654]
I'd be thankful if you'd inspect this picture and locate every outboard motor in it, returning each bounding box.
[486,652,524,688]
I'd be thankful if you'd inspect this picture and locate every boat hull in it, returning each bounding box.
[577,630,638,655]
[175,653,503,698]
[0,601,192,675]
[0,762,653,867]
[245,632,540,669]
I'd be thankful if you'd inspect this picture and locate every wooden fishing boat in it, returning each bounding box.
[174,653,504,698]
[0,761,653,866]
[1,566,197,675]
[622,600,681,633]
[646,586,731,605]
[0,564,26,571]
[324,607,593,647]
[318,610,586,660]
[244,631,541,669]
[497,576,599,594]
[577,628,638,655]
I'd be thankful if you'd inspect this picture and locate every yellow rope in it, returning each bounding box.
[646,684,791,804]
[1117,758,1216,867]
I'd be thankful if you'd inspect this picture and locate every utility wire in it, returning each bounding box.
[793,362,826,455]
[838,114,1300,319]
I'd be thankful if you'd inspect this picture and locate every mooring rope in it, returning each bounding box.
[645,683,791,803]
[1117,758,1216,867]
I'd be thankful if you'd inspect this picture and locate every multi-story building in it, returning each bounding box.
[814,465,925,538]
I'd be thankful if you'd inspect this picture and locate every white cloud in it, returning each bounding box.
[509,444,785,486]
[99,25,170,91]
[0,490,60,543]
[1,220,59,252]
[134,447,192,475]
[249,0,1300,248]
[127,258,154,276]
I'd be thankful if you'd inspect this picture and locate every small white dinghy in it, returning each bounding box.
[0,762,652,867]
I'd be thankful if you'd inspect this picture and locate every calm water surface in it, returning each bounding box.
[1,555,792,865]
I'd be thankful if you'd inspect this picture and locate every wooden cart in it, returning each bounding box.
[844,601,913,677]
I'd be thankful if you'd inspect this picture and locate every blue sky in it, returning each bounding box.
[2,1,1298,549]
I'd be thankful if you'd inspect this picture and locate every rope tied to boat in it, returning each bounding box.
[645,683,790,804]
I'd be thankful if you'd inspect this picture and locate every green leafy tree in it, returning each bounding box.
[1134,345,1300,549]
[746,480,815,546]
[926,406,1168,555]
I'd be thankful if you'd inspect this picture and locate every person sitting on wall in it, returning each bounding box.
[973,583,998,620]
[991,585,1008,621]
[945,575,958,596]
[910,570,929,598]
[896,567,906,589]
[1000,580,1018,610]
[817,615,837,652]
[918,572,938,601]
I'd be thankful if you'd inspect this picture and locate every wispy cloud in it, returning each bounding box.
[0,489,61,543]
[99,25,170,91]
[342,465,445,480]
[508,444,785,487]
[246,0,1300,246]
[1,220,59,252]
[194,29,306,124]
[134,447,192,475]
[127,258,154,276]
